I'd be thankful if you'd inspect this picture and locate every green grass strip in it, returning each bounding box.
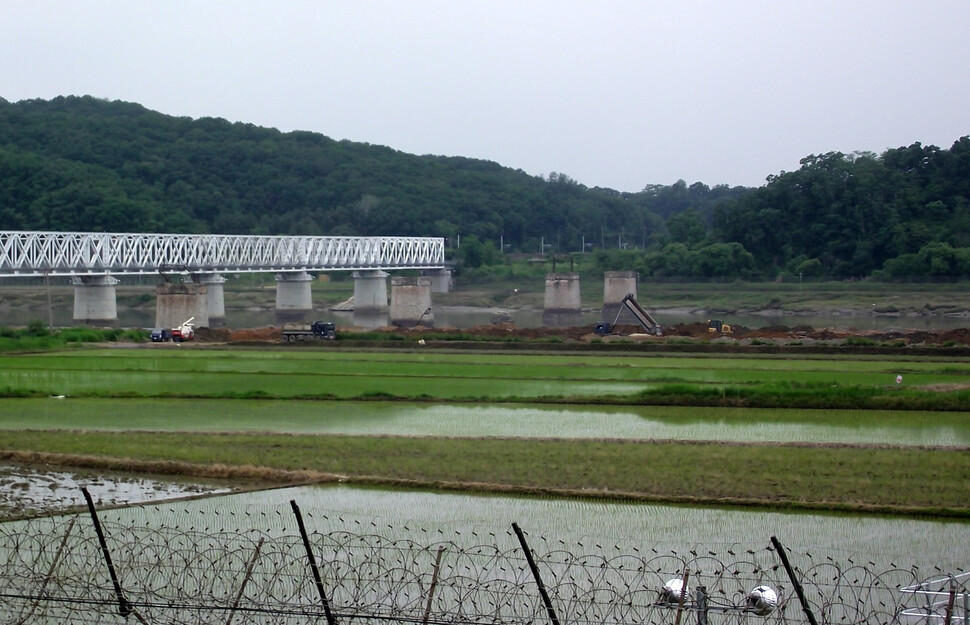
[2,347,970,408]
[1,431,967,518]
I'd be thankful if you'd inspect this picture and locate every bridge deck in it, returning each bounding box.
[0,231,445,277]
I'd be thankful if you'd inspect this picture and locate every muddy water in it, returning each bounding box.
[0,464,232,519]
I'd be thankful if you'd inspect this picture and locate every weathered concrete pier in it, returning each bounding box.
[389,276,434,327]
[198,273,226,328]
[72,275,118,325]
[602,271,639,323]
[275,271,314,322]
[155,282,209,329]
[542,272,582,326]
[422,268,453,293]
[353,270,389,315]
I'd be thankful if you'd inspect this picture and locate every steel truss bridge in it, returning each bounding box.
[0,231,446,278]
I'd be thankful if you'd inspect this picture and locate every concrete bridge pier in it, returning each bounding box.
[156,282,209,329]
[602,271,639,323]
[353,270,389,314]
[543,272,582,326]
[422,268,453,293]
[72,274,119,325]
[390,277,434,327]
[197,273,227,328]
[275,271,314,322]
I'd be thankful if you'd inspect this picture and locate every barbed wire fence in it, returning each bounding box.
[0,489,966,625]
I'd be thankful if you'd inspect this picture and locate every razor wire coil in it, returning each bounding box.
[0,507,966,625]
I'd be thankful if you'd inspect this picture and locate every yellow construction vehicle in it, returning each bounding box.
[708,319,733,334]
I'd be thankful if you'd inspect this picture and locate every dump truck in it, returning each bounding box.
[281,321,337,342]
[594,293,662,336]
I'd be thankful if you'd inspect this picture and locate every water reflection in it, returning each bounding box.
[4,398,967,447]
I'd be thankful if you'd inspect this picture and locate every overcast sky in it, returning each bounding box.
[3,1,969,191]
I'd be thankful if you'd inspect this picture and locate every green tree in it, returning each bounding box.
[457,235,499,269]
[665,210,708,247]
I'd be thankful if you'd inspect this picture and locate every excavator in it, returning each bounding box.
[708,319,733,334]
[594,293,662,336]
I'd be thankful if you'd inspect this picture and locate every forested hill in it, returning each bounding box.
[710,141,970,279]
[0,95,743,248]
[1,95,968,279]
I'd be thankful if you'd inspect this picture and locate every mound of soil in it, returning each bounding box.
[190,320,970,348]
[227,327,281,342]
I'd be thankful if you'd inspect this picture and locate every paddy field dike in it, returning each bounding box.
[0,341,967,519]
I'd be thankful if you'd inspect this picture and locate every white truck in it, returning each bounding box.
[171,317,195,342]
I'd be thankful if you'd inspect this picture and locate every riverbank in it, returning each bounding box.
[3,280,970,330]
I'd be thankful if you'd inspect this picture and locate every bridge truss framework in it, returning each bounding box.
[0,231,446,277]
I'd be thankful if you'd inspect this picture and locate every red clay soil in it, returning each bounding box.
[193,322,970,347]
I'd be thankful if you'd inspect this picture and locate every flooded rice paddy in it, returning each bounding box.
[3,479,964,575]
[2,397,968,446]
[1,345,966,580]
[82,484,970,574]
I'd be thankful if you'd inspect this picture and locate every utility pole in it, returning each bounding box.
[44,270,54,332]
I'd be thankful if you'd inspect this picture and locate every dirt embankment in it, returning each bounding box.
[193,322,970,348]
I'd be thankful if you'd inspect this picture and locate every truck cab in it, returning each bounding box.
[311,321,336,339]
[150,328,173,342]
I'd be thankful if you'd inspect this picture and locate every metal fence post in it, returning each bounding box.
[770,536,819,625]
[512,523,561,625]
[674,569,690,625]
[963,588,970,625]
[696,585,708,625]
[422,546,446,625]
[225,537,265,625]
[944,578,956,625]
[81,487,141,620]
[290,500,337,625]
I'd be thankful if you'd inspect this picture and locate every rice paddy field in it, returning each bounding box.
[100,484,970,572]
[2,348,970,401]
[1,398,968,447]
[0,342,968,625]
[3,482,966,625]
[0,344,968,518]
